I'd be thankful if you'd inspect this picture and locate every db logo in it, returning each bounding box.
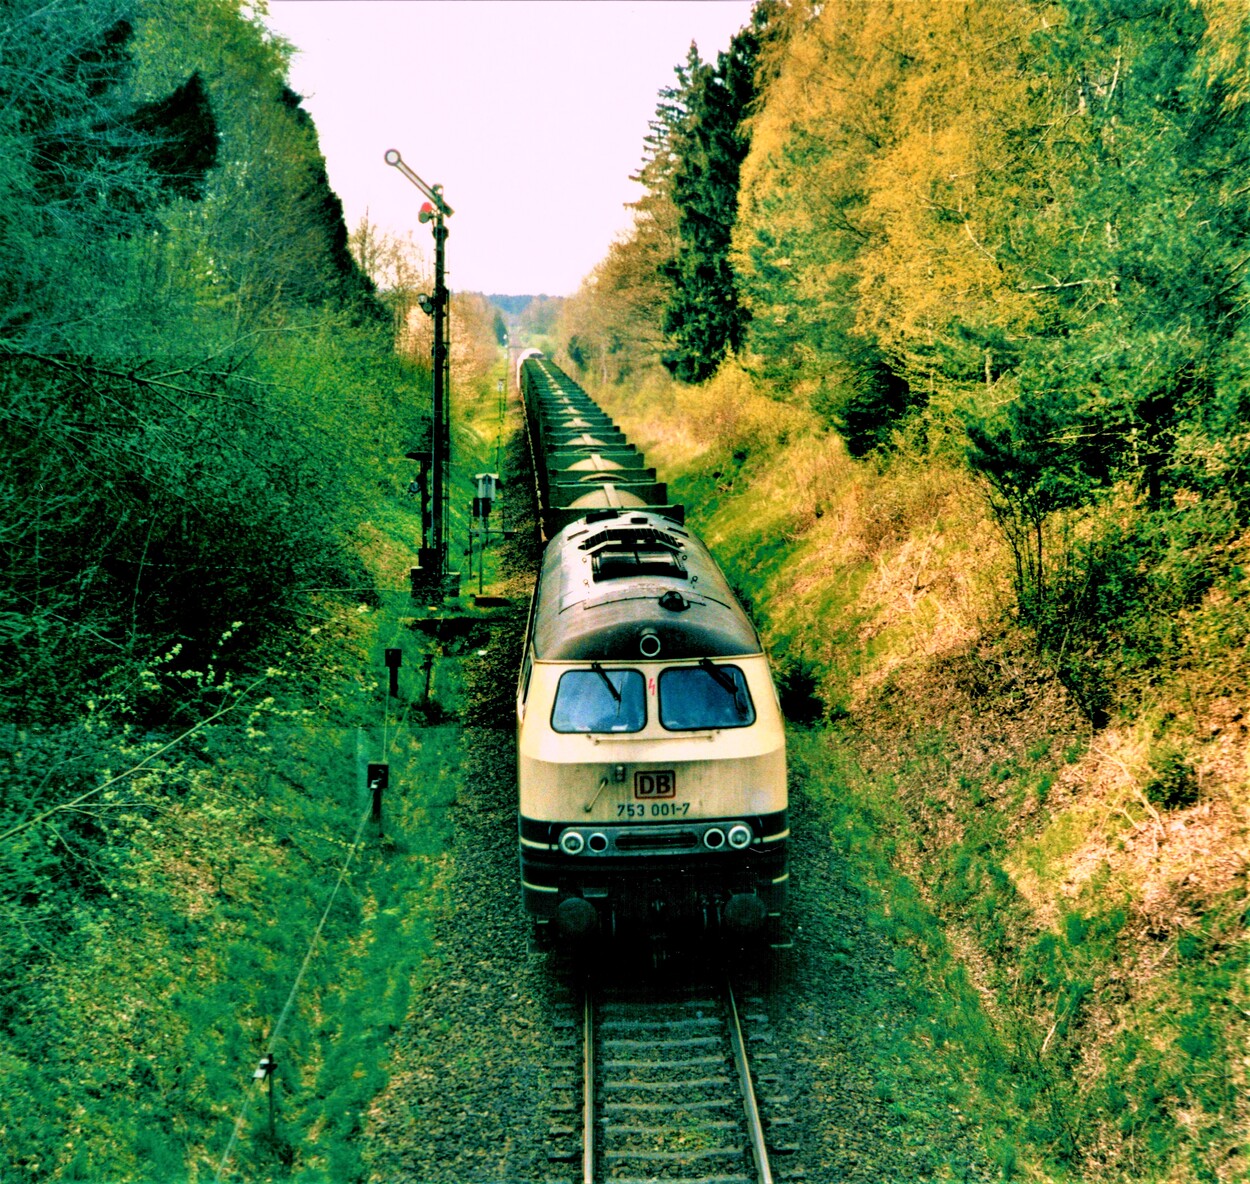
[634,770,676,799]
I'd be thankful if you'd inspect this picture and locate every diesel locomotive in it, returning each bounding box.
[516,358,788,942]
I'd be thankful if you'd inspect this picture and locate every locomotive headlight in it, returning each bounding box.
[727,823,753,850]
[703,827,726,850]
[559,830,585,855]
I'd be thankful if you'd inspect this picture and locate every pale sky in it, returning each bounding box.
[262,1,755,296]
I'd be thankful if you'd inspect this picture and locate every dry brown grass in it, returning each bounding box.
[844,459,1014,701]
[1008,717,1249,940]
[603,355,1248,932]
[594,361,813,476]
[587,370,704,472]
[690,360,811,454]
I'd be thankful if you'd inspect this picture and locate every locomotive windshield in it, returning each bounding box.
[551,667,646,733]
[658,663,756,730]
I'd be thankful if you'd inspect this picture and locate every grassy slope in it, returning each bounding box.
[590,366,1248,1183]
[0,523,463,1183]
[0,362,526,1183]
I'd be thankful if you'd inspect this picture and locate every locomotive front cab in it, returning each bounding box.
[515,363,790,944]
[518,647,788,939]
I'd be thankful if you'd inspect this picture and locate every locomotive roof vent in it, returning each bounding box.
[581,524,688,583]
[579,525,683,554]
[592,550,686,582]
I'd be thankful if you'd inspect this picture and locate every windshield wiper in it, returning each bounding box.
[590,661,622,704]
[699,657,748,716]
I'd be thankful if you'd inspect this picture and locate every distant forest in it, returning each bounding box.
[490,292,564,339]
[488,293,543,316]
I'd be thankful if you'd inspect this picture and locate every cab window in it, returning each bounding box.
[551,667,646,733]
[659,662,755,730]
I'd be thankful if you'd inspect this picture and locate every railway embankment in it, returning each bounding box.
[3,499,465,1181]
[588,365,1248,1182]
[0,356,535,1181]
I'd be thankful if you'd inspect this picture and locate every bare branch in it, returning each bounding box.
[1018,277,1118,292]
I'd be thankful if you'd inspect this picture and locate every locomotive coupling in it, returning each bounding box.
[723,892,768,933]
[556,896,598,937]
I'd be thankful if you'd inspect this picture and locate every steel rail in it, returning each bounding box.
[725,978,775,1184]
[578,977,777,1184]
[582,980,595,1184]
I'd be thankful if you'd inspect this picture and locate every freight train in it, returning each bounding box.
[516,357,788,943]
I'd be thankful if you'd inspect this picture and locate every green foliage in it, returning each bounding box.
[934,0,1250,715]
[832,353,922,458]
[838,718,1246,1180]
[1142,745,1199,810]
[977,486,1237,724]
[516,295,563,339]
[728,0,1250,658]
[0,706,458,1181]
[773,653,826,725]
[964,389,1103,635]
[0,2,215,343]
[0,0,406,724]
[0,318,418,724]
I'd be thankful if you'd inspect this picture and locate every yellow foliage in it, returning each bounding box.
[1197,0,1250,112]
[735,0,1052,400]
[402,290,499,386]
[556,195,676,386]
[685,358,811,456]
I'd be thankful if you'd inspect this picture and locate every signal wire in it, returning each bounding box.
[0,674,270,844]
[213,630,412,1180]
[212,795,374,1182]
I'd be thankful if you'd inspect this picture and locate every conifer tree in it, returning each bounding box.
[661,12,771,382]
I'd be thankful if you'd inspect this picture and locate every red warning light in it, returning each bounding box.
[418,201,436,224]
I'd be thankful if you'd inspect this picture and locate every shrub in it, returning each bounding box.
[1143,747,1199,810]
[775,655,826,725]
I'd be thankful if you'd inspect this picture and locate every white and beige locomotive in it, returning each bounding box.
[517,508,788,941]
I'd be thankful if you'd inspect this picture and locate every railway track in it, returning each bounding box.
[547,976,801,1184]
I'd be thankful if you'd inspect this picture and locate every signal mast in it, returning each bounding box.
[385,148,457,598]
